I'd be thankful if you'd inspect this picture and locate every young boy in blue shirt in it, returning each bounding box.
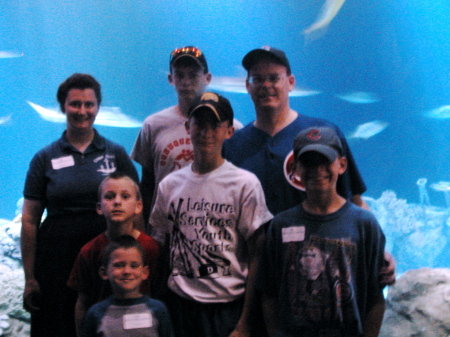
[258,127,386,336]
[83,235,174,337]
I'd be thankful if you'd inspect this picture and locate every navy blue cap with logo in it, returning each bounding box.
[293,127,343,162]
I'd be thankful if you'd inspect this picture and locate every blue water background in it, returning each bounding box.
[1,1,450,269]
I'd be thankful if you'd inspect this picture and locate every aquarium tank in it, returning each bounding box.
[1,0,449,335]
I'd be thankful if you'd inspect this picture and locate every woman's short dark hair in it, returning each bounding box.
[56,73,102,112]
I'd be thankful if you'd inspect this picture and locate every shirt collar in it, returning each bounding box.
[60,129,105,153]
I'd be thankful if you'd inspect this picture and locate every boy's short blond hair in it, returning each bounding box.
[97,171,141,201]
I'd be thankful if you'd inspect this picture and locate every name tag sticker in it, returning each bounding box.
[51,156,74,170]
[282,226,305,243]
[123,313,152,329]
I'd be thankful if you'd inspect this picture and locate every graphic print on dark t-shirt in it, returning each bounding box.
[286,236,356,326]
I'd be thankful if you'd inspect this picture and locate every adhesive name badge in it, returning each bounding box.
[123,312,153,330]
[51,156,75,170]
[282,226,305,243]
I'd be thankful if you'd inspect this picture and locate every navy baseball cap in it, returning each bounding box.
[293,127,343,162]
[242,46,291,74]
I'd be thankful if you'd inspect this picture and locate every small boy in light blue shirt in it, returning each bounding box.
[83,235,174,337]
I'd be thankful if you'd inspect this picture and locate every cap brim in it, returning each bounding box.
[297,144,339,162]
[172,54,205,69]
[190,104,222,122]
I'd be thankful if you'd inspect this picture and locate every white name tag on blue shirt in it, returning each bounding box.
[282,226,305,243]
[51,155,74,170]
[123,313,152,329]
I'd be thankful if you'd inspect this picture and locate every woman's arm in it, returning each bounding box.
[75,292,90,337]
[21,198,45,313]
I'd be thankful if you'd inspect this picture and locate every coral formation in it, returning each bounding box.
[0,215,30,337]
[366,190,448,273]
[0,215,22,270]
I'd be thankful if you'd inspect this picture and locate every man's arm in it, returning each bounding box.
[350,194,369,210]
[21,198,45,313]
[230,226,265,337]
[380,251,396,286]
[363,292,386,337]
